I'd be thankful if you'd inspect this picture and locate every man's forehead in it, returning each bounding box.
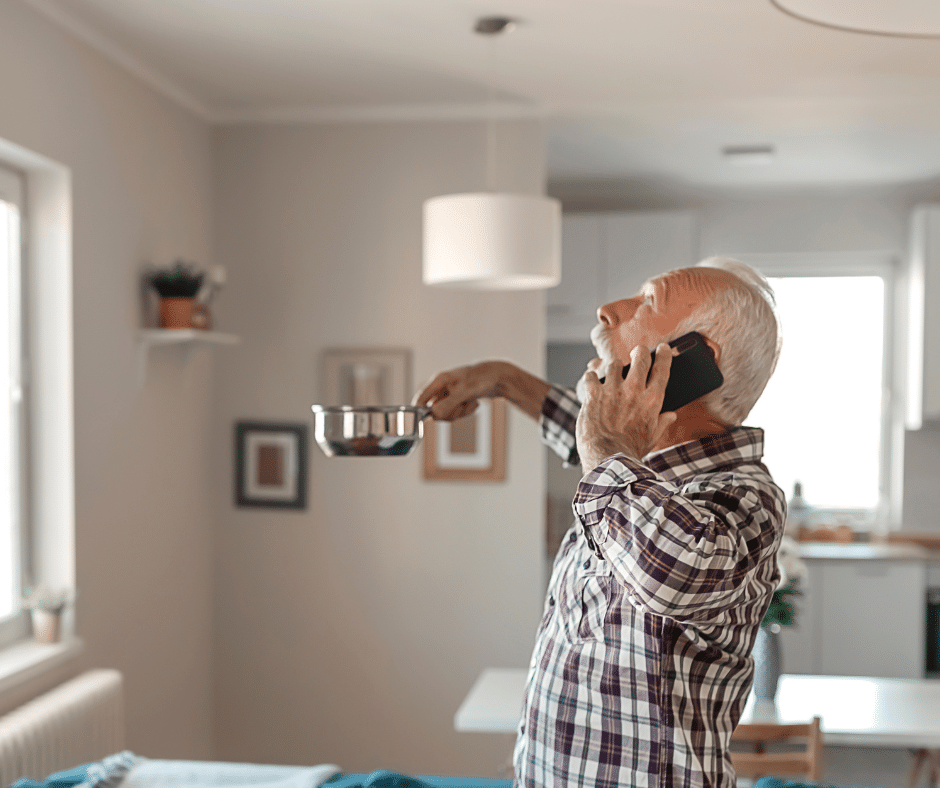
[642,267,732,297]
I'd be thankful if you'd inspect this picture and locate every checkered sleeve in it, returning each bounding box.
[539,384,581,467]
[573,453,784,622]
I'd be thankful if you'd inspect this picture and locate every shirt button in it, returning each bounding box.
[583,559,591,569]
[548,595,555,606]
[569,531,577,544]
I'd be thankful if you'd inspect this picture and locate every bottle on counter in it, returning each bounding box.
[785,480,812,537]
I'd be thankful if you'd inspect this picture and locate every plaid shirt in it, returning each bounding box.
[513,386,785,788]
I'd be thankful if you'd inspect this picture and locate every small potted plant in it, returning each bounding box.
[147,260,205,329]
[22,584,73,644]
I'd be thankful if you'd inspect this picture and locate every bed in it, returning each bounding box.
[8,754,865,788]
[0,670,870,788]
[8,752,513,788]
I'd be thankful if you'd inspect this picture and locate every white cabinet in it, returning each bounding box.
[779,557,926,679]
[778,561,821,676]
[818,559,925,679]
[906,205,940,428]
[548,211,698,343]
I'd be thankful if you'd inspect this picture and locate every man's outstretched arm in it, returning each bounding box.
[414,360,550,422]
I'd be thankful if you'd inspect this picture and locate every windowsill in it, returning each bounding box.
[0,638,83,696]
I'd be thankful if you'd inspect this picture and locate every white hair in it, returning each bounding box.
[671,256,781,426]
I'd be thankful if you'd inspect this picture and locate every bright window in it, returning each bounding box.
[0,165,24,628]
[748,271,891,525]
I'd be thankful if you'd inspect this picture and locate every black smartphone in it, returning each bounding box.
[598,331,724,413]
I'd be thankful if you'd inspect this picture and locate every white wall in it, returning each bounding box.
[0,0,215,757]
[211,121,546,776]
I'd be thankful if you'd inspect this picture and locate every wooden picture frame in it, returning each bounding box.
[320,347,412,406]
[235,421,308,509]
[422,398,507,482]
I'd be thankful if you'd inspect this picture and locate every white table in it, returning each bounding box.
[455,668,940,749]
[455,668,528,733]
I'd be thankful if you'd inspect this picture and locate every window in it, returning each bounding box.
[0,164,26,643]
[747,258,896,529]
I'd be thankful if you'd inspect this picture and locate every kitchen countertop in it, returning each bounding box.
[797,542,931,561]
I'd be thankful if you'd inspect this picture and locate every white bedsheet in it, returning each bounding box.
[77,752,342,788]
[121,760,341,788]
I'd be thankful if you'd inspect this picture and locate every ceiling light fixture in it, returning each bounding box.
[770,0,940,37]
[422,16,561,290]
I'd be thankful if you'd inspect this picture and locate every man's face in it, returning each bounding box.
[591,267,733,364]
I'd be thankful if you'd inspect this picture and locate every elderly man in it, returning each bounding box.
[416,257,785,788]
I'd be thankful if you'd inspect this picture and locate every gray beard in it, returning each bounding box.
[575,372,589,404]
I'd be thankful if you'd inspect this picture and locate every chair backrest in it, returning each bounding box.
[730,716,823,782]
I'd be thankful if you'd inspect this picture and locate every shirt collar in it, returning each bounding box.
[641,426,766,483]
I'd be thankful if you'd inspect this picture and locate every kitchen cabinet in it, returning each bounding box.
[906,205,940,428]
[779,551,926,679]
[548,214,604,343]
[548,211,698,343]
[777,561,820,676]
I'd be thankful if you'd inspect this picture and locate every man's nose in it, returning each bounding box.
[597,298,631,327]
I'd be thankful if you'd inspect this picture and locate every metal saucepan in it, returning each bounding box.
[311,405,432,457]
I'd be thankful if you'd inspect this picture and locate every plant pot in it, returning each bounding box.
[159,297,196,329]
[31,609,61,644]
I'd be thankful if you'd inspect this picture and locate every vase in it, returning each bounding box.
[31,609,61,644]
[159,297,195,329]
[752,625,782,700]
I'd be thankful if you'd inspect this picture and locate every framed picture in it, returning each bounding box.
[423,398,507,482]
[320,347,412,406]
[235,421,308,509]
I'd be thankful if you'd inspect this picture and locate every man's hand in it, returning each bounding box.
[575,343,678,472]
[413,362,502,420]
[414,361,551,422]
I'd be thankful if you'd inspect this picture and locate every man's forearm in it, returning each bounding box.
[490,361,551,422]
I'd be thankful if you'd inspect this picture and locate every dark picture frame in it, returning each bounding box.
[235,421,308,509]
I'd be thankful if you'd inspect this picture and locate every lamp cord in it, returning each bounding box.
[485,34,496,193]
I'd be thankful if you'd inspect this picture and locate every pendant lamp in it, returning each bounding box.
[770,0,940,36]
[422,17,561,290]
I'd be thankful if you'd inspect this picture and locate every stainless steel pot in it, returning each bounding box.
[311,405,431,457]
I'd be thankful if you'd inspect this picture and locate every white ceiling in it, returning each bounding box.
[20,0,940,189]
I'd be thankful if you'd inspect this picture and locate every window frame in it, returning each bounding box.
[737,251,901,531]
[0,164,30,646]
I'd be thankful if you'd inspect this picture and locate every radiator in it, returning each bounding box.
[0,669,124,786]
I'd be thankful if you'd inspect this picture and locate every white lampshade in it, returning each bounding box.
[422,193,561,290]
[771,0,940,36]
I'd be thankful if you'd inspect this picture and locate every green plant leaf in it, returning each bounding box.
[761,580,802,629]
[148,261,204,298]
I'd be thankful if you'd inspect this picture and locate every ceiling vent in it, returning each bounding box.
[722,144,776,166]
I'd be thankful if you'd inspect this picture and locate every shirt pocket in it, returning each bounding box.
[559,559,614,645]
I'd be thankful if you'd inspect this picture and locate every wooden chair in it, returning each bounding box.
[730,717,823,782]
[908,748,940,788]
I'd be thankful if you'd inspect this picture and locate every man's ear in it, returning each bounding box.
[703,337,721,366]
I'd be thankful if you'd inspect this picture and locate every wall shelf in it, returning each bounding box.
[136,329,240,386]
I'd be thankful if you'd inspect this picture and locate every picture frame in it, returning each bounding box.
[235,421,308,509]
[422,398,507,482]
[320,347,412,406]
